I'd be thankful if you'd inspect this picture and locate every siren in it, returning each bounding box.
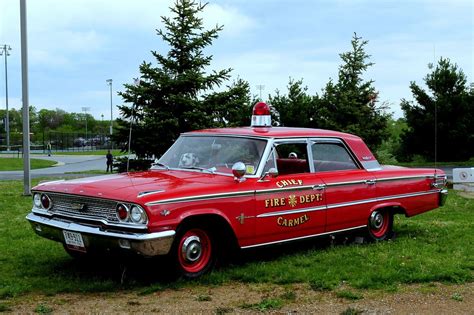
[251,102,272,127]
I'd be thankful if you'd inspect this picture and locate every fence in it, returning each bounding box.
[0,131,115,153]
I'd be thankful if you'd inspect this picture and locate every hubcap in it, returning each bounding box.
[370,211,384,229]
[181,235,202,263]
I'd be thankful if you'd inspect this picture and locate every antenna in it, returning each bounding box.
[126,78,140,172]
[433,45,437,172]
[256,84,265,100]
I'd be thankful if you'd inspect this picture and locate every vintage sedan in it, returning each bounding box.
[27,102,448,278]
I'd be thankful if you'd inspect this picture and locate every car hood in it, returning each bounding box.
[33,170,237,203]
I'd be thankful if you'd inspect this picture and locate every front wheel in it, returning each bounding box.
[174,227,216,278]
[367,209,393,241]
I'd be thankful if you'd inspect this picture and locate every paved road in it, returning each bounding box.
[0,154,461,181]
[0,154,108,180]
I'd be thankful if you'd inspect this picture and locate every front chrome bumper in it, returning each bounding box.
[26,212,175,256]
[439,188,448,207]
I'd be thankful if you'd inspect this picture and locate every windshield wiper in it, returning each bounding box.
[181,166,216,174]
[151,162,170,170]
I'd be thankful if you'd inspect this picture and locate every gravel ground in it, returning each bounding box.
[3,282,473,314]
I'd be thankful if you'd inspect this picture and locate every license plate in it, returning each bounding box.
[63,230,86,252]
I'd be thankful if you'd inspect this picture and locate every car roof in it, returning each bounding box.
[184,127,360,140]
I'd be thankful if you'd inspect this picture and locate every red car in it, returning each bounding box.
[27,102,448,278]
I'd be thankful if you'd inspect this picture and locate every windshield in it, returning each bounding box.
[154,136,268,175]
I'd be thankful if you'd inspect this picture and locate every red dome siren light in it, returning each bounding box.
[251,102,272,127]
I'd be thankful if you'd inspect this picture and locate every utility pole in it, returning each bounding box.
[0,44,12,151]
[256,84,265,100]
[20,0,31,195]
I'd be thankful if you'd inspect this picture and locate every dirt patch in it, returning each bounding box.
[3,282,473,314]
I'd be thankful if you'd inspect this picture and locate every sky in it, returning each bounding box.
[0,0,473,121]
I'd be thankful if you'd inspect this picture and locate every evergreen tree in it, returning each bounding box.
[399,58,474,162]
[270,78,318,128]
[115,0,251,158]
[316,33,390,149]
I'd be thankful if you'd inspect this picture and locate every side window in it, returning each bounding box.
[273,143,310,175]
[312,142,358,172]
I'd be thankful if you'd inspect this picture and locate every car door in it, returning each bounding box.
[253,139,327,246]
[310,139,377,232]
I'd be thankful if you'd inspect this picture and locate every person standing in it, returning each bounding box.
[47,142,52,156]
[106,150,113,172]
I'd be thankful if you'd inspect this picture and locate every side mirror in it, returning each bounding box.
[232,162,246,182]
[258,167,278,182]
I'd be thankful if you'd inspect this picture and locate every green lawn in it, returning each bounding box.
[0,179,472,299]
[0,158,56,171]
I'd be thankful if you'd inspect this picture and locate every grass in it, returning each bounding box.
[0,178,472,300]
[0,158,56,171]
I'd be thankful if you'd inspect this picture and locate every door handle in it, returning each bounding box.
[313,184,326,190]
[365,179,376,185]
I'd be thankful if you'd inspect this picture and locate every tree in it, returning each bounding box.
[316,33,390,150]
[270,78,318,128]
[399,58,474,162]
[116,0,251,158]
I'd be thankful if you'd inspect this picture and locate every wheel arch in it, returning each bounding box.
[369,202,407,216]
[177,210,239,250]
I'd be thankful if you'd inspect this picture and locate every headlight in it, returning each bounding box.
[130,205,147,224]
[33,193,41,208]
[116,203,129,221]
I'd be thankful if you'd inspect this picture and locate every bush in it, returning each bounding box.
[113,156,153,173]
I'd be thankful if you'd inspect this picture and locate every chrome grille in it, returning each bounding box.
[48,193,120,223]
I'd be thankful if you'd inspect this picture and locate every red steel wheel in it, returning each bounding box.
[368,209,393,241]
[176,228,214,278]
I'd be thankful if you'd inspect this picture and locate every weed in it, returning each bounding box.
[309,280,334,292]
[127,300,141,306]
[451,293,463,302]
[340,306,363,315]
[240,298,284,311]
[281,290,296,301]
[336,290,363,300]
[34,304,53,314]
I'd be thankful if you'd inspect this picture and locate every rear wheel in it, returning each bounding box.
[367,209,393,241]
[174,226,217,278]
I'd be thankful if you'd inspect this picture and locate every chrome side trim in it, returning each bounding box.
[257,205,326,218]
[146,190,255,206]
[255,185,315,194]
[376,189,440,202]
[32,208,148,231]
[137,190,165,198]
[376,174,434,182]
[325,179,368,187]
[241,225,367,249]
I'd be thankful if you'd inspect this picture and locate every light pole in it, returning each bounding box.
[0,44,12,151]
[81,107,90,146]
[106,79,113,136]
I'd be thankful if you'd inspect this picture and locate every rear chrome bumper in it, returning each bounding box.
[439,188,448,207]
[26,212,175,256]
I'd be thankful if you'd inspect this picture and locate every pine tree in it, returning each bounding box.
[115,0,250,158]
[399,58,474,162]
[316,33,390,149]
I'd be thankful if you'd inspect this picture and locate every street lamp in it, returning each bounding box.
[81,107,90,146]
[0,44,12,151]
[106,79,113,136]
